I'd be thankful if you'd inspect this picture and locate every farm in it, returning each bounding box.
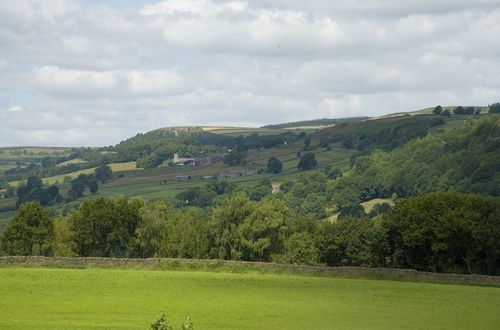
[1,266,499,329]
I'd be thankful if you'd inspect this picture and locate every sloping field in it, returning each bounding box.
[8,162,140,186]
[0,267,499,329]
[55,158,88,167]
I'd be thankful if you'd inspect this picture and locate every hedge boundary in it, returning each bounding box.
[1,256,499,287]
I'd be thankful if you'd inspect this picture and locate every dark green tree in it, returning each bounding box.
[69,197,143,257]
[95,164,113,183]
[88,177,99,194]
[266,157,283,174]
[432,105,442,115]
[453,106,465,115]
[489,102,500,114]
[0,201,54,255]
[69,178,86,198]
[441,109,451,117]
[297,153,317,170]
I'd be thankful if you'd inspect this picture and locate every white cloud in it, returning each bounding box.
[0,0,499,146]
[7,105,23,113]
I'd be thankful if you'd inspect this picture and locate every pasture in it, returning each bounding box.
[0,267,499,329]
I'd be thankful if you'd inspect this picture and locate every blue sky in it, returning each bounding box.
[1,0,500,147]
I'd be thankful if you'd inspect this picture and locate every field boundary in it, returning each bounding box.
[1,256,499,287]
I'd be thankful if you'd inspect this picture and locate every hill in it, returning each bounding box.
[261,117,368,129]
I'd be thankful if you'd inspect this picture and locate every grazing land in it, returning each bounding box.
[1,267,499,329]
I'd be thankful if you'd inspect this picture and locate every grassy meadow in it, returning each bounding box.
[0,267,499,329]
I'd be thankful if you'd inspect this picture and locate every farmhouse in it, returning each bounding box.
[172,153,197,166]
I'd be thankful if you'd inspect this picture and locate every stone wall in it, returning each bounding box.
[1,256,499,286]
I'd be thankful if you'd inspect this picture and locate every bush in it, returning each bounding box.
[151,313,193,330]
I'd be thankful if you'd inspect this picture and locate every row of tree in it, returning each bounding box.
[1,191,499,275]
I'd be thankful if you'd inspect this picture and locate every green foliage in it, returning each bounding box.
[95,164,113,183]
[297,152,317,170]
[489,102,500,114]
[16,176,62,208]
[317,116,445,152]
[151,313,193,330]
[318,136,329,148]
[209,194,287,261]
[224,148,247,166]
[68,174,99,198]
[384,192,500,274]
[176,187,217,207]
[350,115,500,198]
[0,201,54,256]
[266,156,283,174]
[338,203,365,219]
[433,105,442,115]
[277,232,320,265]
[133,202,170,258]
[454,106,465,115]
[69,197,144,257]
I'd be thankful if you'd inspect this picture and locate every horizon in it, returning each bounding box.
[1,0,500,147]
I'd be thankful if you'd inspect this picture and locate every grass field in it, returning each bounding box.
[8,162,140,186]
[55,158,88,167]
[0,267,499,329]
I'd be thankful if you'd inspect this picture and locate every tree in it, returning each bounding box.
[266,157,283,174]
[277,232,320,266]
[69,197,144,257]
[0,201,54,255]
[453,106,465,115]
[318,136,329,148]
[95,164,113,183]
[224,148,247,166]
[237,198,288,261]
[297,153,317,170]
[15,176,61,207]
[433,105,442,115]
[88,177,99,194]
[69,178,86,198]
[383,192,500,274]
[303,136,311,150]
[441,109,451,117]
[464,107,475,115]
[133,202,169,258]
[489,102,500,114]
[209,193,254,260]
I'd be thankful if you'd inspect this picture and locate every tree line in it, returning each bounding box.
[1,191,499,275]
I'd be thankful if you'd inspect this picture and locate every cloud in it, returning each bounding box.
[7,105,23,113]
[0,0,499,146]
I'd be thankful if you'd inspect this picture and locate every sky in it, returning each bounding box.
[1,0,500,147]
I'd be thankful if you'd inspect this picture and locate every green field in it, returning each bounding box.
[0,267,499,329]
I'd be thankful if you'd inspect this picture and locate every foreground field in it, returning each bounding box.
[1,268,499,329]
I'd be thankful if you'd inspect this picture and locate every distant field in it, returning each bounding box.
[361,198,395,213]
[204,127,288,136]
[0,267,499,329]
[55,158,88,167]
[8,162,140,186]
[0,147,70,159]
[89,146,354,201]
